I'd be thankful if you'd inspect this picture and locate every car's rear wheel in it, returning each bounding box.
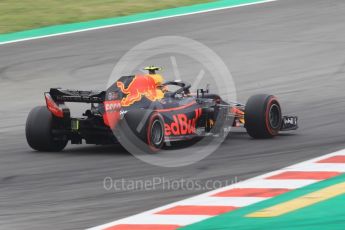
[26,106,68,151]
[146,112,165,151]
[120,110,165,152]
[244,94,282,138]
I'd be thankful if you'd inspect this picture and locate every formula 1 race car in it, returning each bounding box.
[26,67,298,152]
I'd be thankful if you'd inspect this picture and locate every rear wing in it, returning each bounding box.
[44,88,106,118]
[48,88,105,103]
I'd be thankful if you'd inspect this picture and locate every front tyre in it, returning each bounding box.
[245,94,282,139]
[26,106,68,152]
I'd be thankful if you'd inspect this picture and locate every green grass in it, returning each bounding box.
[0,0,214,34]
[182,174,345,230]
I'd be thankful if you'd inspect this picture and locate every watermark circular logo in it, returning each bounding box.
[105,36,237,167]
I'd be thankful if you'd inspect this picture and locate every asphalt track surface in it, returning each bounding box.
[1,0,345,229]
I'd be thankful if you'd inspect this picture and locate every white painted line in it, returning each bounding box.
[110,214,210,225]
[0,0,277,46]
[181,196,267,207]
[89,148,345,230]
[286,163,345,172]
[225,179,316,189]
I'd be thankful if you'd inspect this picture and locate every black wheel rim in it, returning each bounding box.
[269,104,281,129]
[151,119,163,147]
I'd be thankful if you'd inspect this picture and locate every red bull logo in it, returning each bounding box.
[164,109,202,136]
[116,75,164,107]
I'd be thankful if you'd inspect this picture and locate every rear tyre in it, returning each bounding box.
[26,106,68,152]
[120,110,165,152]
[146,112,165,151]
[245,94,282,139]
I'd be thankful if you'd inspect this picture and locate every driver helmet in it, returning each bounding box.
[144,66,167,91]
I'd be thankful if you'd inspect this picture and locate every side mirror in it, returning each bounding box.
[196,85,209,98]
[205,83,210,94]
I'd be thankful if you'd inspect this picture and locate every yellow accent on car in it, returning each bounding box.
[150,74,164,85]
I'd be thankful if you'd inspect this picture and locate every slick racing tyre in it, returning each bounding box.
[146,112,165,151]
[245,94,282,139]
[26,106,68,152]
[120,110,165,152]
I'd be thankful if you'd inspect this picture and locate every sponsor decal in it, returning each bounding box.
[103,100,121,129]
[104,101,121,112]
[164,108,202,136]
[116,75,164,107]
[107,91,119,100]
[284,117,296,125]
[119,109,128,118]
[281,116,298,131]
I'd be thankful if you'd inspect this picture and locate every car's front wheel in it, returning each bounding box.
[244,94,282,138]
[26,106,68,151]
